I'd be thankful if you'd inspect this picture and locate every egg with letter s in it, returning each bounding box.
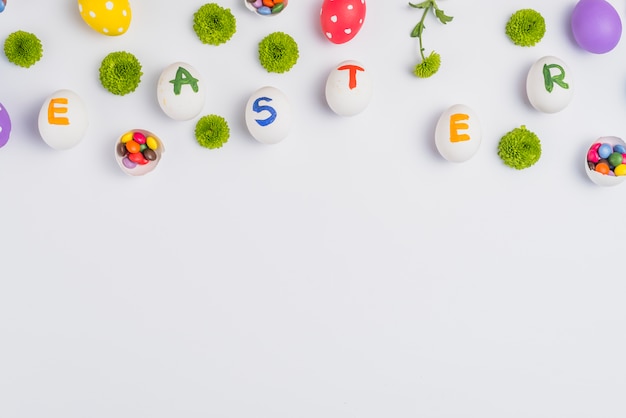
[320,0,366,44]
[157,62,205,121]
[78,0,132,36]
[325,60,372,116]
[435,104,481,163]
[526,56,573,114]
[245,86,292,145]
[38,89,88,150]
[0,102,11,148]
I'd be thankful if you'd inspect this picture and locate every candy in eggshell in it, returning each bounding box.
[585,136,626,186]
[435,104,482,163]
[325,60,372,116]
[526,56,573,114]
[245,86,292,145]
[38,89,88,150]
[157,62,205,121]
[245,0,288,16]
[78,0,132,36]
[320,0,366,44]
[0,102,11,148]
[115,129,164,176]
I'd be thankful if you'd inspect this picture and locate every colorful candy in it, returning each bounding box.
[245,0,287,16]
[586,139,626,186]
[115,129,163,176]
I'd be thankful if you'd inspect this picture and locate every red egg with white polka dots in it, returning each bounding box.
[320,0,366,44]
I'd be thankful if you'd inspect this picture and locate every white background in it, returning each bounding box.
[1,1,626,417]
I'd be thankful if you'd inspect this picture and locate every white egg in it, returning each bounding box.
[325,60,373,116]
[38,89,88,150]
[435,104,481,162]
[526,56,573,113]
[245,86,292,144]
[157,62,205,121]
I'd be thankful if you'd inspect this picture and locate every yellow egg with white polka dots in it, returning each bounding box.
[78,0,132,36]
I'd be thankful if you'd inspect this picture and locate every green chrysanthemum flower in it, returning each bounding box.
[99,51,143,95]
[193,3,236,46]
[505,9,546,47]
[498,125,542,170]
[195,114,230,149]
[413,51,441,78]
[4,30,43,68]
[258,31,299,73]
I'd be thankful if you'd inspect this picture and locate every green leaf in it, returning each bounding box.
[409,0,432,9]
[434,8,453,24]
[410,21,425,38]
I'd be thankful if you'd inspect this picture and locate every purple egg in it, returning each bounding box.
[0,102,11,148]
[571,0,622,54]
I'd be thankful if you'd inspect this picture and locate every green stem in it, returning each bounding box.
[417,3,432,61]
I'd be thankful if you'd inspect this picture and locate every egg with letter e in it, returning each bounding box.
[435,104,481,162]
[0,102,11,148]
[325,60,372,116]
[78,0,132,36]
[245,86,292,145]
[38,90,88,150]
[527,56,573,114]
[157,62,205,121]
[320,0,366,44]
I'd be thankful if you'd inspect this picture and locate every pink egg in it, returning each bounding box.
[320,0,366,44]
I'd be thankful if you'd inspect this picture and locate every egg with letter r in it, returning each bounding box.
[526,56,573,113]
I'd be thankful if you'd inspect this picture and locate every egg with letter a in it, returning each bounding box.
[435,104,481,162]
[325,60,372,116]
[526,56,573,114]
[320,0,366,44]
[38,90,88,150]
[0,102,11,148]
[245,86,292,144]
[78,0,132,36]
[157,62,205,121]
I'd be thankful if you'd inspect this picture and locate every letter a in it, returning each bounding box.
[169,66,199,95]
[449,113,470,143]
